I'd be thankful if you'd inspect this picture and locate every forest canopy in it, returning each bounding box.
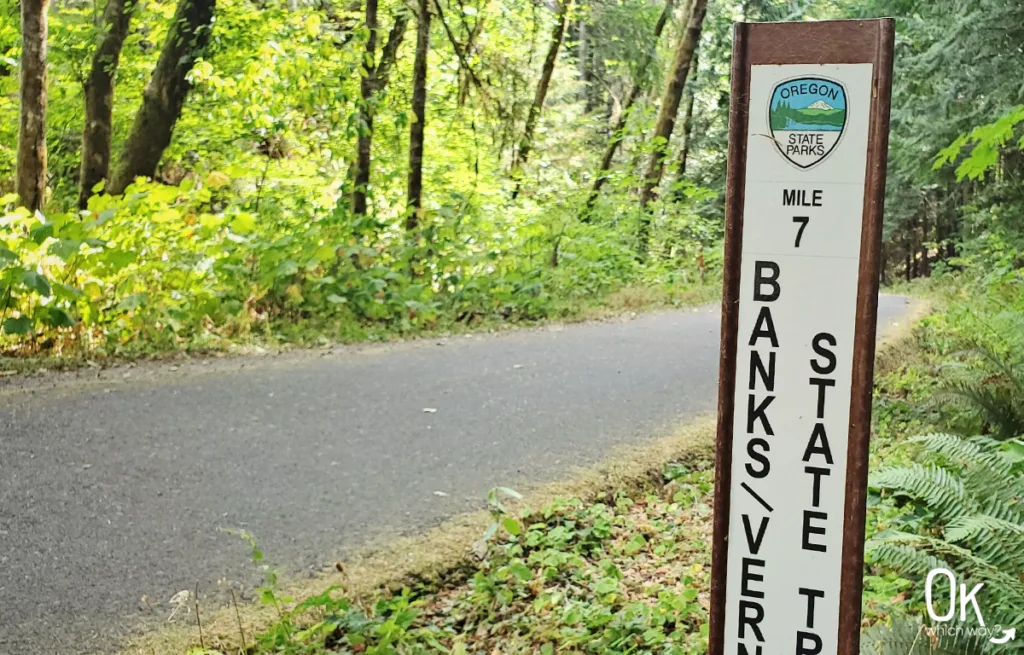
[0,0,1022,357]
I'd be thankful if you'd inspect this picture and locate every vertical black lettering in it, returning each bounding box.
[802,511,828,552]
[739,601,765,641]
[741,558,766,599]
[749,350,776,392]
[747,395,775,435]
[748,306,779,348]
[754,261,781,302]
[802,424,834,464]
[811,333,837,374]
[804,466,830,507]
[808,378,836,419]
[746,439,771,478]
[796,632,822,655]
[798,588,825,628]
[742,514,769,555]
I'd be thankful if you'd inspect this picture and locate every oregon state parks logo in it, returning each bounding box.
[769,77,847,169]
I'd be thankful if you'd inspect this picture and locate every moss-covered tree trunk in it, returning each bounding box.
[580,0,673,220]
[671,49,698,200]
[352,0,379,217]
[637,0,707,256]
[353,3,408,216]
[108,0,215,195]
[78,0,133,208]
[17,0,49,212]
[512,0,569,186]
[406,0,430,230]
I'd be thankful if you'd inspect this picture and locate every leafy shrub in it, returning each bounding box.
[0,177,714,358]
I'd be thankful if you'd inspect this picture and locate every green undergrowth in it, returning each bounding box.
[861,271,1024,652]
[0,190,720,375]
[190,457,716,655]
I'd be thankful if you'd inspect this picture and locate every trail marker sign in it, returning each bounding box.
[709,19,894,655]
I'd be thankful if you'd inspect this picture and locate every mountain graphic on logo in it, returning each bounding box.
[768,76,848,169]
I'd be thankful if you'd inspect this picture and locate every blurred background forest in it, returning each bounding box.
[0,0,1022,358]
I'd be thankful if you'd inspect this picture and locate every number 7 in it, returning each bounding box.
[793,216,810,247]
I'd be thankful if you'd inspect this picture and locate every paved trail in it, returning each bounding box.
[0,296,914,653]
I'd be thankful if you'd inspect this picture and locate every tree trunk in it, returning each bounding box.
[578,16,593,110]
[78,0,133,208]
[637,0,707,255]
[672,49,698,200]
[406,0,430,230]
[17,0,49,212]
[946,198,958,260]
[579,0,673,220]
[352,0,378,217]
[108,0,215,195]
[352,2,408,216]
[919,206,930,277]
[512,0,569,180]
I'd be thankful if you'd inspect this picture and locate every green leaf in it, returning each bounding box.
[502,516,521,536]
[593,577,619,595]
[21,271,51,297]
[40,307,76,328]
[326,294,348,304]
[509,560,532,581]
[274,259,299,276]
[2,316,32,335]
[495,487,523,500]
[231,212,256,234]
[116,293,148,311]
[1004,440,1024,464]
[314,245,337,262]
[29,223,53,244]
[49,239,82,261]
[53,283,84,301]
[0,246,17,265]
[103,249,138,271]
[483,522,498,541]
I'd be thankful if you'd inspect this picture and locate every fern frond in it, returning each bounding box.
[913,433,1014,476]
[967,341,1024,397]
[866,538,954,577]
[943,510,1024,579]
[871,464,971,522]
[944,380,1024,440]
[944,512,1024,543]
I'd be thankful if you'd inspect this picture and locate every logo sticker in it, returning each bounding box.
[769,77,847,169]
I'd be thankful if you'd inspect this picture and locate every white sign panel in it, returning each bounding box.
[722,63,873,655]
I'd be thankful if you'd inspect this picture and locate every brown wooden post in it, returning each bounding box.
[709,19,894,655]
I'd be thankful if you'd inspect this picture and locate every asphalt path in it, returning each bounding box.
[0,295,914,653]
